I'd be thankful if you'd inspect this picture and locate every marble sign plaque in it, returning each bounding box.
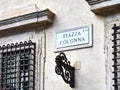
[54,24,93,52]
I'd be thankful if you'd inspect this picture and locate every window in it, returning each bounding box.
[0,40,36,90]
[112,24,120,90]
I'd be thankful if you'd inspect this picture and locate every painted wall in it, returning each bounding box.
[0,0,106,90]
[38,0,105,90]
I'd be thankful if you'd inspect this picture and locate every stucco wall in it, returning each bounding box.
[38,0,105,90]
[0,0,106,90]
[0,0,35,13]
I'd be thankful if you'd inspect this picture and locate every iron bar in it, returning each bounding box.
[0,40,36,90]
[112,24,120,90]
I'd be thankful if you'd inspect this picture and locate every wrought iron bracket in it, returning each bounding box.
[55,52,75,88]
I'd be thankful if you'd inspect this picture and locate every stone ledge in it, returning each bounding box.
[86,0,110,5]
[0,8,55,31]
[87,0,120,16]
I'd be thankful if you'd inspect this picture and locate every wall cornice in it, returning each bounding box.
[86,0,120,16]
[0,8,55,31]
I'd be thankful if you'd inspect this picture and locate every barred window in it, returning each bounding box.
[112,24,120,90]
[0,40,36,90]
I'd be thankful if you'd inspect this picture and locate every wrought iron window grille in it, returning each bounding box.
[112,24,120,90]
[55,52,75,88]
[0,40,36,90]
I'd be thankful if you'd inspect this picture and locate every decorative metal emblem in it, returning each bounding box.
[55,52,75,88]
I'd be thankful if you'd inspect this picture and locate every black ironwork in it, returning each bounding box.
[55,52,75,88]
[0,40,36,90]
[112,24,120,90]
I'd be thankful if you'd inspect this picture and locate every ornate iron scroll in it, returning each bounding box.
[55,52,75,88]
